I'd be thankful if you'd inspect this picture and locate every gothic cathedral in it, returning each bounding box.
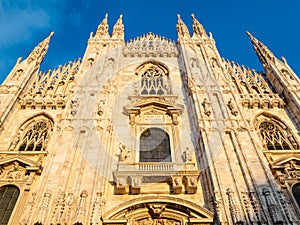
[0,14,300,225]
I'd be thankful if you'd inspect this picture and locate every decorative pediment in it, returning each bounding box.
[0,155,42,170]
[266,154,300,187]
[124,97,183,125]
[0,155,43,191]
[270,155,300,170]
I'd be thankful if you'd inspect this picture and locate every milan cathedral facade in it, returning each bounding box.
[0,14,300,225]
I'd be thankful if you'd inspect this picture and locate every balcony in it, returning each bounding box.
[113,162,200,195]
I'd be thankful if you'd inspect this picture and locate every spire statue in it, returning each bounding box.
[27,32,54,65]
[112,14,124,41]
[176,14,190,40]
[95,13,110,39]
[191,13,207,38]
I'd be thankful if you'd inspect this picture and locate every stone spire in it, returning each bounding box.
[246,31,275,65]
[176,14,191,40]
[27,31,54,65]
[112,14,124,41]
[95,13,110,39]
[191,13,208,38]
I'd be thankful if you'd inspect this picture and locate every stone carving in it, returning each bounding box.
[223,59,286,109]
[118,143,130,162]
[51,192,66,224]
[73,190,88,224]
[90,192,104,224]
[171,176,182,194]
[227,98,238,116]
[176,14,190,39]
[212,191,225,224]
[35,190,52,224]
[97,100,105,116]
[259,120,299,150]
[135,218,180,225]
[202,98,211,116]
[226,188,243,224]
[112,14,124,40]
[94,13,110,39]
[28,32,54,65]
[26,59,80,100]
[191,14,207,37]
[277,191,297,223]
[148,204,166,217]
[11,68,24,81]
[62,193,74,223]
[283,160,300,179]
[70,98,79,115]
[262,187,283,224]
[0,161,25,180]
[123,32,178,57]
[183,147,193,163]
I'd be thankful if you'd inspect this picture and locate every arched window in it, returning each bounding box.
[140,128,171,162]
[292,183,300,208]
[140,68,170,95]
[135,62,171,96]
[18,120,51,151]
[0,185,19,225]
[258,120,298,150]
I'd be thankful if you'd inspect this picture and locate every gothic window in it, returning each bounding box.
[258,120,298,150]
[140,67,170,95]
[292,183,300,208]
[0,185,19,225]
[140,128,171,162]
[16,118,53,152]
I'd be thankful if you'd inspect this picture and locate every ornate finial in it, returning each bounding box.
[246,31,275,63]
[27,31,54,65]
[112,14,124,40]
[95,13,110,39]
[191,13,207,37]
[176,14,190,40]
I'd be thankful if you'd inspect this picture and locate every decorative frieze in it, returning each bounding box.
[123,32,178,57]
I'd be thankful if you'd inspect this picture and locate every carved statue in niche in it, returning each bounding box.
[5,162,23,180]
[202,98,211,116]
[12,68,24,81]
[183,147,193,163]
[118,143,130,162]
[227,98,238,116]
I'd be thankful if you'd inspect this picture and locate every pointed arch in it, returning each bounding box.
[10,114,54,152]
[135,61,171,96]
[0,185,20,225]
[254,112,299,150]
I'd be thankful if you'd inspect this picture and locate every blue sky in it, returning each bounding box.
[0,0,299,83]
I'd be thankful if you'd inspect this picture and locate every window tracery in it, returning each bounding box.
[10,117,53,152]
[0,185,19,225]
[258,120,298,150]
[140,67,171,96]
